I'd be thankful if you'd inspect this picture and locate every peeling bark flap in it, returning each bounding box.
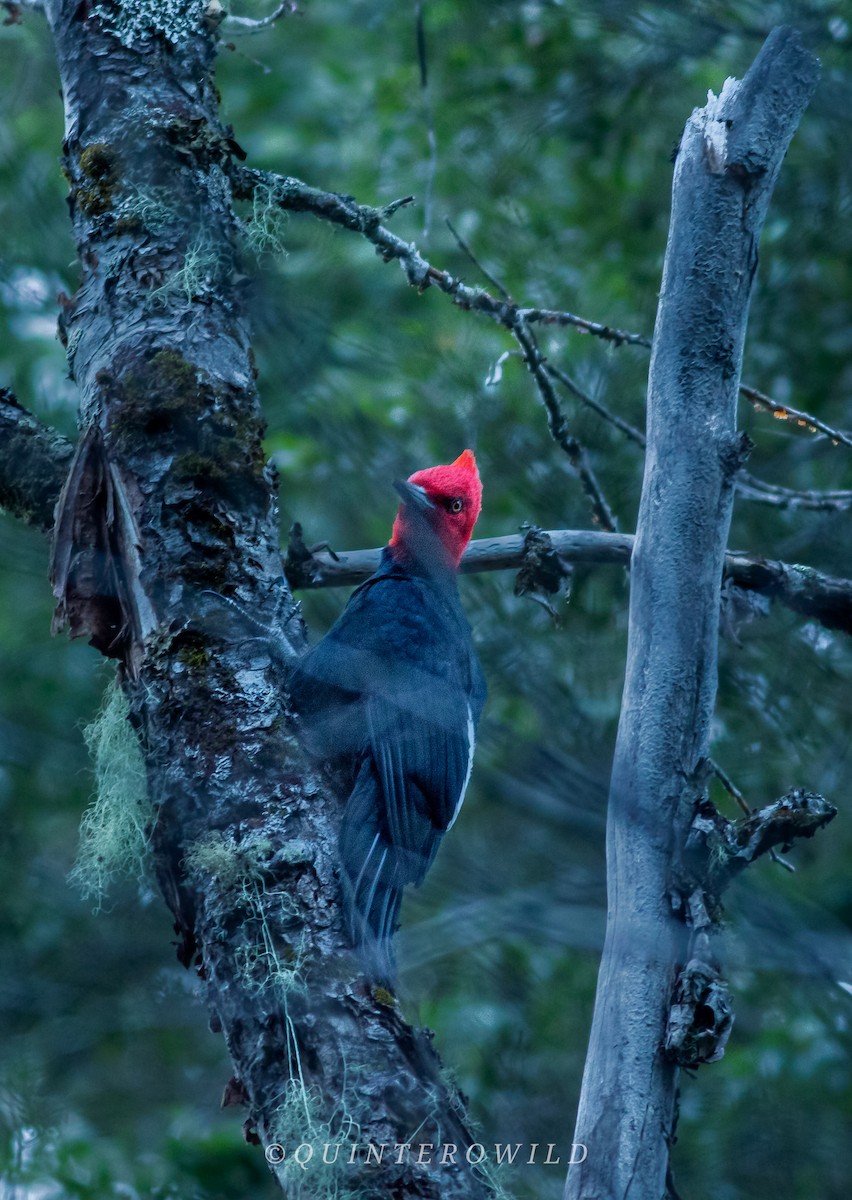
[49,424,148,663]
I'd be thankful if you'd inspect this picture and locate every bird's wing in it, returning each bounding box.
[366,683,475,884]
[337,758,403,986]
[339,693,475,981]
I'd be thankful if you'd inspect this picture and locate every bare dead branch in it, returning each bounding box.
[724,552,852,633]
[285,529,631,589]
[518,306,652,347]
[284,526,852,637]
[685,790,837,893]
[229,163,648,380]
[1,390,845,640]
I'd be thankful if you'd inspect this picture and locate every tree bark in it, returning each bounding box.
[41,3,490,1196]
[0,388,74,530]
[564,27,819,1200]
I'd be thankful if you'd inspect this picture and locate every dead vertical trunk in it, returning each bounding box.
[564,28,819,1200]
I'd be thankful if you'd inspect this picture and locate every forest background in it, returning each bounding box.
[0,2,850,1198]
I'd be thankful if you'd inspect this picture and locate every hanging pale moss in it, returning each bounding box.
[113,183,182,238]
[148,234,225,306]
[267,1077,362,1200]
[68,676,152,908]
[184,829,273,891]
[242,178,289,260]
[233,877,307,1000]
[185,832,307,996]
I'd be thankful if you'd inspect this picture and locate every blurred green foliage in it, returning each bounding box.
[1,2,851,1198]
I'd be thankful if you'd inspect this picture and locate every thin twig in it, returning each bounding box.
[543,360,850,511]
[445,217,512,301]
[544,362,647,448]
[740,383,852,449]
[709,757,751,817]
[230,169,851,458]
[443,212,615,530]
[546,357,851,513]
[546,359,850,515]
[517,306,652,348]
[735,472,852,512]
[511,318,618,531]
[224,1,297,33]
[415,2,438,239]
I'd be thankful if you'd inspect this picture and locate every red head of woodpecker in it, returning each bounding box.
[389,449,482,571]
[288,450,486,988]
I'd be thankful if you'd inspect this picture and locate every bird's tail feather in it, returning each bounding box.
[339,763,403,988]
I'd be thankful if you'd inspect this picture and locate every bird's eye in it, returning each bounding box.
[450,498,464,514]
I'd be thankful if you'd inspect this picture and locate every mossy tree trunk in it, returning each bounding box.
[39,2,492,1196]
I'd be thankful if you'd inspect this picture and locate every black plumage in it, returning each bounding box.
[288,458,485,986]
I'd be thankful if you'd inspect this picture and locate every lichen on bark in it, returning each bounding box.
[40,1,495,1194]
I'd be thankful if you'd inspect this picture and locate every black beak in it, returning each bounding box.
[393,479,434,512]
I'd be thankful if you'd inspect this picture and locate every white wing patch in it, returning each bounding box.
[447,702,475,830]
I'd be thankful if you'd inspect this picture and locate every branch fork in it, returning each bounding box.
[666,788,836,1068]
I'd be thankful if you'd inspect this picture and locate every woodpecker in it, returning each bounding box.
[288,450,485,986]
